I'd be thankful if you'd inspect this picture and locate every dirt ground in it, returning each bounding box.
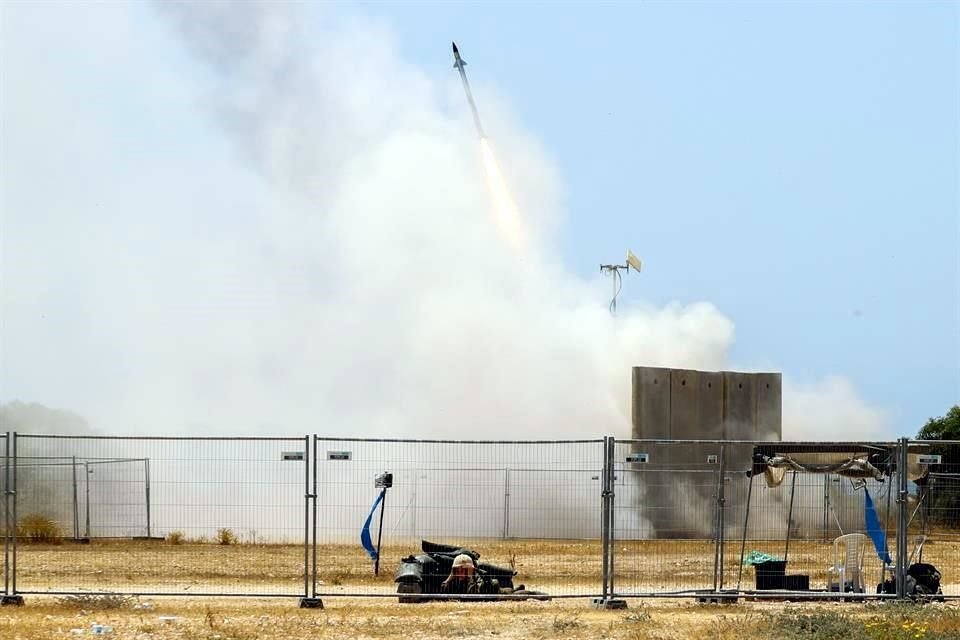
[4,596,959,640]
[1,538,959,638]
[10,537,960,595]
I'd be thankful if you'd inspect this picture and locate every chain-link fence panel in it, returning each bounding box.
[909,440,960,598]
[311,438,604,599]
[611,440,727,595]
[611,439,906,599]
[4,433,934,602]
[13,435,309,597]
[731,441,909,599]
[1,433,9,597]
[14,455,148,540]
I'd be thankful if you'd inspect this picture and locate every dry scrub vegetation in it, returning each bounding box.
[1,598,960,640]
[14,536,960,594]
[2,538,960,638]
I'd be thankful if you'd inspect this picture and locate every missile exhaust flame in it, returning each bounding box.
[452,41,525,253]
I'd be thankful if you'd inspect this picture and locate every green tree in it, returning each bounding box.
[917,405,960,441]
[916,406,960,526]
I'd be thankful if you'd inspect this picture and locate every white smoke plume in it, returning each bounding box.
[0,402,96,436]
[0,1,886,443]
[783,377,890,441]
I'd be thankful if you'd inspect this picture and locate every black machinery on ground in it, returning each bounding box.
[394,540,548,602]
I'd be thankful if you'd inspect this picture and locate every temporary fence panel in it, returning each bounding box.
[910,440,960,597]
[13,455,148,540]
[729,474,898,595]
[13,435,309,597]
[730,441,907,599]
[610,440,726,595]
[0,433,939,602]
[1,433,9,597]
[312,438,604,598]
[610,439,906,599]
[506,468,601,540]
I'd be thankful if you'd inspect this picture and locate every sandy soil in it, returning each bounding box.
[2,539,960,639]
[10,537,960,596]
[3,595,951,640]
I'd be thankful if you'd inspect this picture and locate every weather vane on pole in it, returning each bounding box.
[600,250,642,315]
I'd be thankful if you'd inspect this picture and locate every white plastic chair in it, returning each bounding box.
[829,533,868,593]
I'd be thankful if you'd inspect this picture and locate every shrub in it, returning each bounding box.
[757,608,960,640]
[623,607,652,624]
[551,613,581,632]
[17,514,63,543]
[167,530,185,545]
[216,528,237,545]
[56,593,133,610]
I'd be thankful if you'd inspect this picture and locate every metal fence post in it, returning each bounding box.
[736,461,754,591]
[3,433,9,596]
[607,437,616,598]
[11,432,17,597]
[598,437,611,601]
[896,437,909,600]
[1,432,24,605]
[503,468,511,539]
[144,458,152,539]
[783,470,797,563]
[303,435,310,597]
[300,435,322,609]
[300,435,323,609]
[0,432,23,604]
[312,435,318,598]
[594,436,626,609]
[71,457,80,540]
[713,445,726,592]
[84,461,91,539]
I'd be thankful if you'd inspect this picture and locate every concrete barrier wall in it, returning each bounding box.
[699,371,725,441]
[722,371,757,439]
[755,372,783,438]
[632,367,671,439]
[631,367,782,443]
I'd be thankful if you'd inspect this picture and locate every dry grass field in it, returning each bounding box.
[1,538,959,638]
[2,595,960,639]
[12,536,960,595]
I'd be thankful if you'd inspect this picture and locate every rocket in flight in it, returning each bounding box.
[452,41,486,139]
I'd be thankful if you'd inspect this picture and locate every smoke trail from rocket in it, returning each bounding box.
[479,138,525,253]
[453,41,527,254]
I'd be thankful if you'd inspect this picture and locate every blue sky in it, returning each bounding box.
[0,1,956,438]
[358,1,960,430]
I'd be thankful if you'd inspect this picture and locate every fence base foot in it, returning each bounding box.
[697,592,738,605]
[592,597,627,610]
[1,596,24,606]
[299,597,324,609]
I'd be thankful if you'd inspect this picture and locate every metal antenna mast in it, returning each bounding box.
[600,250,642,315]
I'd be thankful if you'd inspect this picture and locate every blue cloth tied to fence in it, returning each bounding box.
[864,487,891,564]
[360,488,386,561]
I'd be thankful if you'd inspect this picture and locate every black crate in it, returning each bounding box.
[754,560,786,590]
[784,575,809,591]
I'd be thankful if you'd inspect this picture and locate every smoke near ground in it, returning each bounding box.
[0,402,96,436]
[0,2,886,442]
